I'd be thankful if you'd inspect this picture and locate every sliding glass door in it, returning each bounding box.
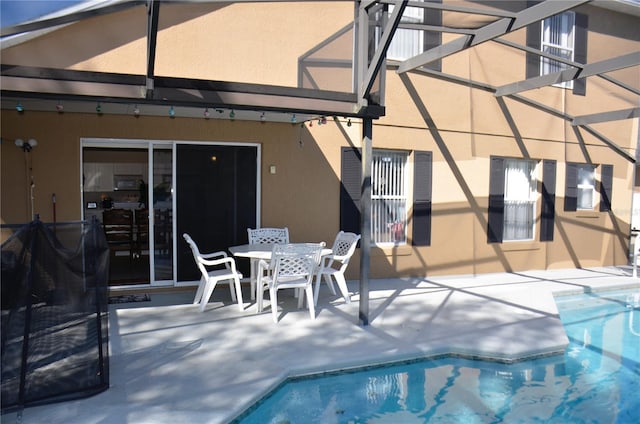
[82,139,258,287]
[176,144,258,282]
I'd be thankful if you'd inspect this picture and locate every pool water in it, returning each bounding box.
[236,290,640,423]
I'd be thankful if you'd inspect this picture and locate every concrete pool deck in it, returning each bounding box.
[3,266,640,423]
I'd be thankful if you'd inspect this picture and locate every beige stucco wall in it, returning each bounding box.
[1,1,638,280]
[0,2,355,91]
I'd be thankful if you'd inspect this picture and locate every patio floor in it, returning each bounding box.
[3,266,640,424]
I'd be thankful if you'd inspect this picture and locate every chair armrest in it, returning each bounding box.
[199,256,238,272]
[257,259,270,273]
[320,254,335,267]
[200,251,228,260]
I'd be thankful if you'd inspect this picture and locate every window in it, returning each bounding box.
[565,163,612,212]
[488,157,545,243]
[540,11,575,89]
[340,148,432,246]
[371,150,409,244]
[387,1,424,61]
[503,159,537,241]
[576,164,595,210]
[527,10,587,95]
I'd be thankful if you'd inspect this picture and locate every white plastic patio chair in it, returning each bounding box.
[247,227,289,300]
[256,242,324,323]
[314,231,361,305]
[183,233,244,312]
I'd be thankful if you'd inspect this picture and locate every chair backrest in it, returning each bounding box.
[182,233,208,280]
[247,227,289,244]
[330,231,361,268]
[270,243,323,285]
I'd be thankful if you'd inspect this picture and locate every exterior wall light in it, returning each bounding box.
[15,138,38,152]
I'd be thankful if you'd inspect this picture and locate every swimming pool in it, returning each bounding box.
[234,289,640,423]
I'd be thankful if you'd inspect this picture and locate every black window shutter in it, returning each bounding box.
[564,163,578,211]
[423,1,442,72]
[526,1,542,79]
[540,160,557,241]
[600,164,613,212]
[487,156,505,243]
[412,151,432,246]
[340,147,362,234]
[573,13,588,96]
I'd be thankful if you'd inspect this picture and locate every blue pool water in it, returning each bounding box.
[236,290,640,423]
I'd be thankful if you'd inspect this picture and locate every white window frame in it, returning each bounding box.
[503,159,538,242]
[576,164,596,210]
[386,0,424,61]
[371,149,409,245]
[540,11,575,89]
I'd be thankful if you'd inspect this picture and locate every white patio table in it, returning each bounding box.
[228,243,332,304]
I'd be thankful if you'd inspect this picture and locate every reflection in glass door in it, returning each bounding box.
[82,144,151,286]
[151,146,173,282]
[82,140,174,287]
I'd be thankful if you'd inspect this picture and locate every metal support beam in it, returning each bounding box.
[395,63,637,163]
[578,125,636,163]
[579,51,640,79]
[146,0,160,99]
[573,107,640,126]
[494,38,640,96]
[359,117,373,326]
[378,0,517,18]
[1,65,384,118]
[496,51,640,97]
[356,1,368,107]
[359,0,407,102]
[397,0,589,73]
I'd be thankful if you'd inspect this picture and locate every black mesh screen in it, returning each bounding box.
[1,218,110,413]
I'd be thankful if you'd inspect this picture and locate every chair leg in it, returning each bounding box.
[193,276,206,305]
[313,272,337,305]
[305,286,316,320]
[233,276,244,311]
[270,287,279,323]
[324,274,337,295]
[199,280,217,312]
[334,273,351,304]
[250,259,257,300]
[313,275,321,306]
[257,283,264,313]
[228,280,237,302]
